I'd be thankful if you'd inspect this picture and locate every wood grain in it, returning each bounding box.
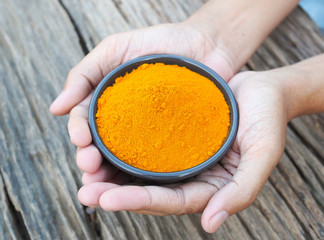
[0,0,323,239]
[0,0,95,239]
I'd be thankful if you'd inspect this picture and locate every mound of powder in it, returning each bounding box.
[96,63,230,172]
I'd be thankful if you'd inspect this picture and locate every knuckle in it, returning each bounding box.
[67,67,76,79]
[182,206,199,215]
[143,187,153,210]
[174,187,187,215]
[241,189,258,207]
[231,181,258,209]
[174,187,201,215]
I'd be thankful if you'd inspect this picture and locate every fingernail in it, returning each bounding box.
[209,210,228,233]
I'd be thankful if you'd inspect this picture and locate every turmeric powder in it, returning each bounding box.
[96,63,230,172]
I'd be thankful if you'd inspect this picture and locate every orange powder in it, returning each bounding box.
[96,63,230,172]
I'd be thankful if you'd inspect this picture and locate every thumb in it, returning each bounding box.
[49,50,102,116]
[201,142,284,233]
[50,35,128,115]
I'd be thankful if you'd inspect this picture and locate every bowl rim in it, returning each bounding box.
[89,54,239,182]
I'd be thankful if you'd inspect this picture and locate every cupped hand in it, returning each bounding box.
[77,71,288,232]
[50,23,288,233]
[50,22,236,174]
[50,22,235,115]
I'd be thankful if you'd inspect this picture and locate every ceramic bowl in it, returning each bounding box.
[89,54,239,182]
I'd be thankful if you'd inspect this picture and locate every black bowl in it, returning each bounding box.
[89,54,239,183]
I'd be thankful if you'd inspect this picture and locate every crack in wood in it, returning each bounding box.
[252,200,284,239]
[286,127,324,202]
[268,166,318,240]
[112,0,130,24]
[289,122,324,165]
[57,0,89,55]
[236,214,255,240]
[84,207,102,240]
[147,0,171,23]
[186,214,212,240]
[244,62,254,71]
[276,156,324,230]
[282,148,324,217]
[283,148,309,186]
[0,171,31,240]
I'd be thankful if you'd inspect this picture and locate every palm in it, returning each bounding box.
[73,24,238,210]
[57,23,238,188]
[194,72,288,195]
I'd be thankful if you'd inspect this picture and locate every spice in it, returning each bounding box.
[96,63,230,172]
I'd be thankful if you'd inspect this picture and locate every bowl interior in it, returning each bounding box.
[89,55,238,182]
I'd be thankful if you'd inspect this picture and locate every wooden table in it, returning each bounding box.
[1,1,324,239]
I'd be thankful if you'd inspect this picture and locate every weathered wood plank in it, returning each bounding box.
[285,127,324,210]
[58,0,256,239]
[0,172,26,240]
[290,114,324,161]
[0,0,96,239]
[60,0,205,50]
[276,153,324,239]
[59,1,324,239]
[1,0,324,239]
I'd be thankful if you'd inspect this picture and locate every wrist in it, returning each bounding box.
[279,55,324,121]
[182,0,299,73]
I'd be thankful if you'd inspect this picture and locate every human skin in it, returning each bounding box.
[49,0,307,233]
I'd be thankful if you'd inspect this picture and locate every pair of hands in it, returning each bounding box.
[50,23,289,233]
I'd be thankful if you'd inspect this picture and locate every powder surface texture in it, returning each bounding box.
[96,63,230,172]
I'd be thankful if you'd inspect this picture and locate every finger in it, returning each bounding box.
[78,173,134,207]
[78,182,119,207]
[195,163,233,188]
[202,51,235,83]
[201,141,285,233]
[67,94,92,147]
[128,209,170,216]
[218,149,240,176]
[99,182,216,215]
[76,145,103,173]
[49,59,100,115]
[50,36,121,115]
[82,163,118,185]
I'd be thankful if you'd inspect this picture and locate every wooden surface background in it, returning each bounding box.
[1,0,324,239]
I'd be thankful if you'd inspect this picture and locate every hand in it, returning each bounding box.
[50,25,238,179]
[48,0,318,232]
[73,69,289,232]
[49,22,240,231]
[50,21,237,162]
